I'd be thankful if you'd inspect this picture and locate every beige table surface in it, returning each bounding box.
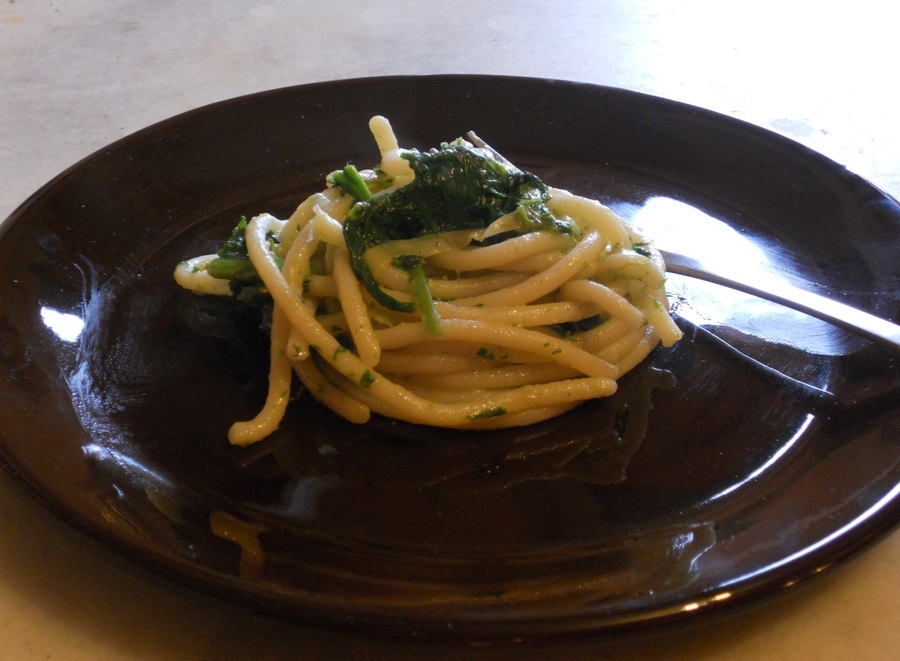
[2,1,898,659]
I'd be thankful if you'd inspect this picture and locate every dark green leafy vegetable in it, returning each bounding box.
[201,141,569,339]
[204,216,279,325]
[632,241,652,258]
[342,142,557,313]
[206,216,264,287]
[549,314,608,337]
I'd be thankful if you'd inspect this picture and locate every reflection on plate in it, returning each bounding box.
[1,75,898,642]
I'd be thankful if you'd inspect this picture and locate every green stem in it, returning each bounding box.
[394,255,441,337]
[328,164,373,201]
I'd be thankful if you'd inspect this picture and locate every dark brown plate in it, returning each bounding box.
[1,75,898,643]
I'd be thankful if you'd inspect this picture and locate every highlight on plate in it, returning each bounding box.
[174,116,682,446]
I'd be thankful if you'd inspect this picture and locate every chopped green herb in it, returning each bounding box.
[468,407,507,421]
[476,347,495,360]
[360,370,376,388]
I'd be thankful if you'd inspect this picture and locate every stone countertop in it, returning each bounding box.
[2,2,898,658]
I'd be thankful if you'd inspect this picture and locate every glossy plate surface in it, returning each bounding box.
[1,75,898,642]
